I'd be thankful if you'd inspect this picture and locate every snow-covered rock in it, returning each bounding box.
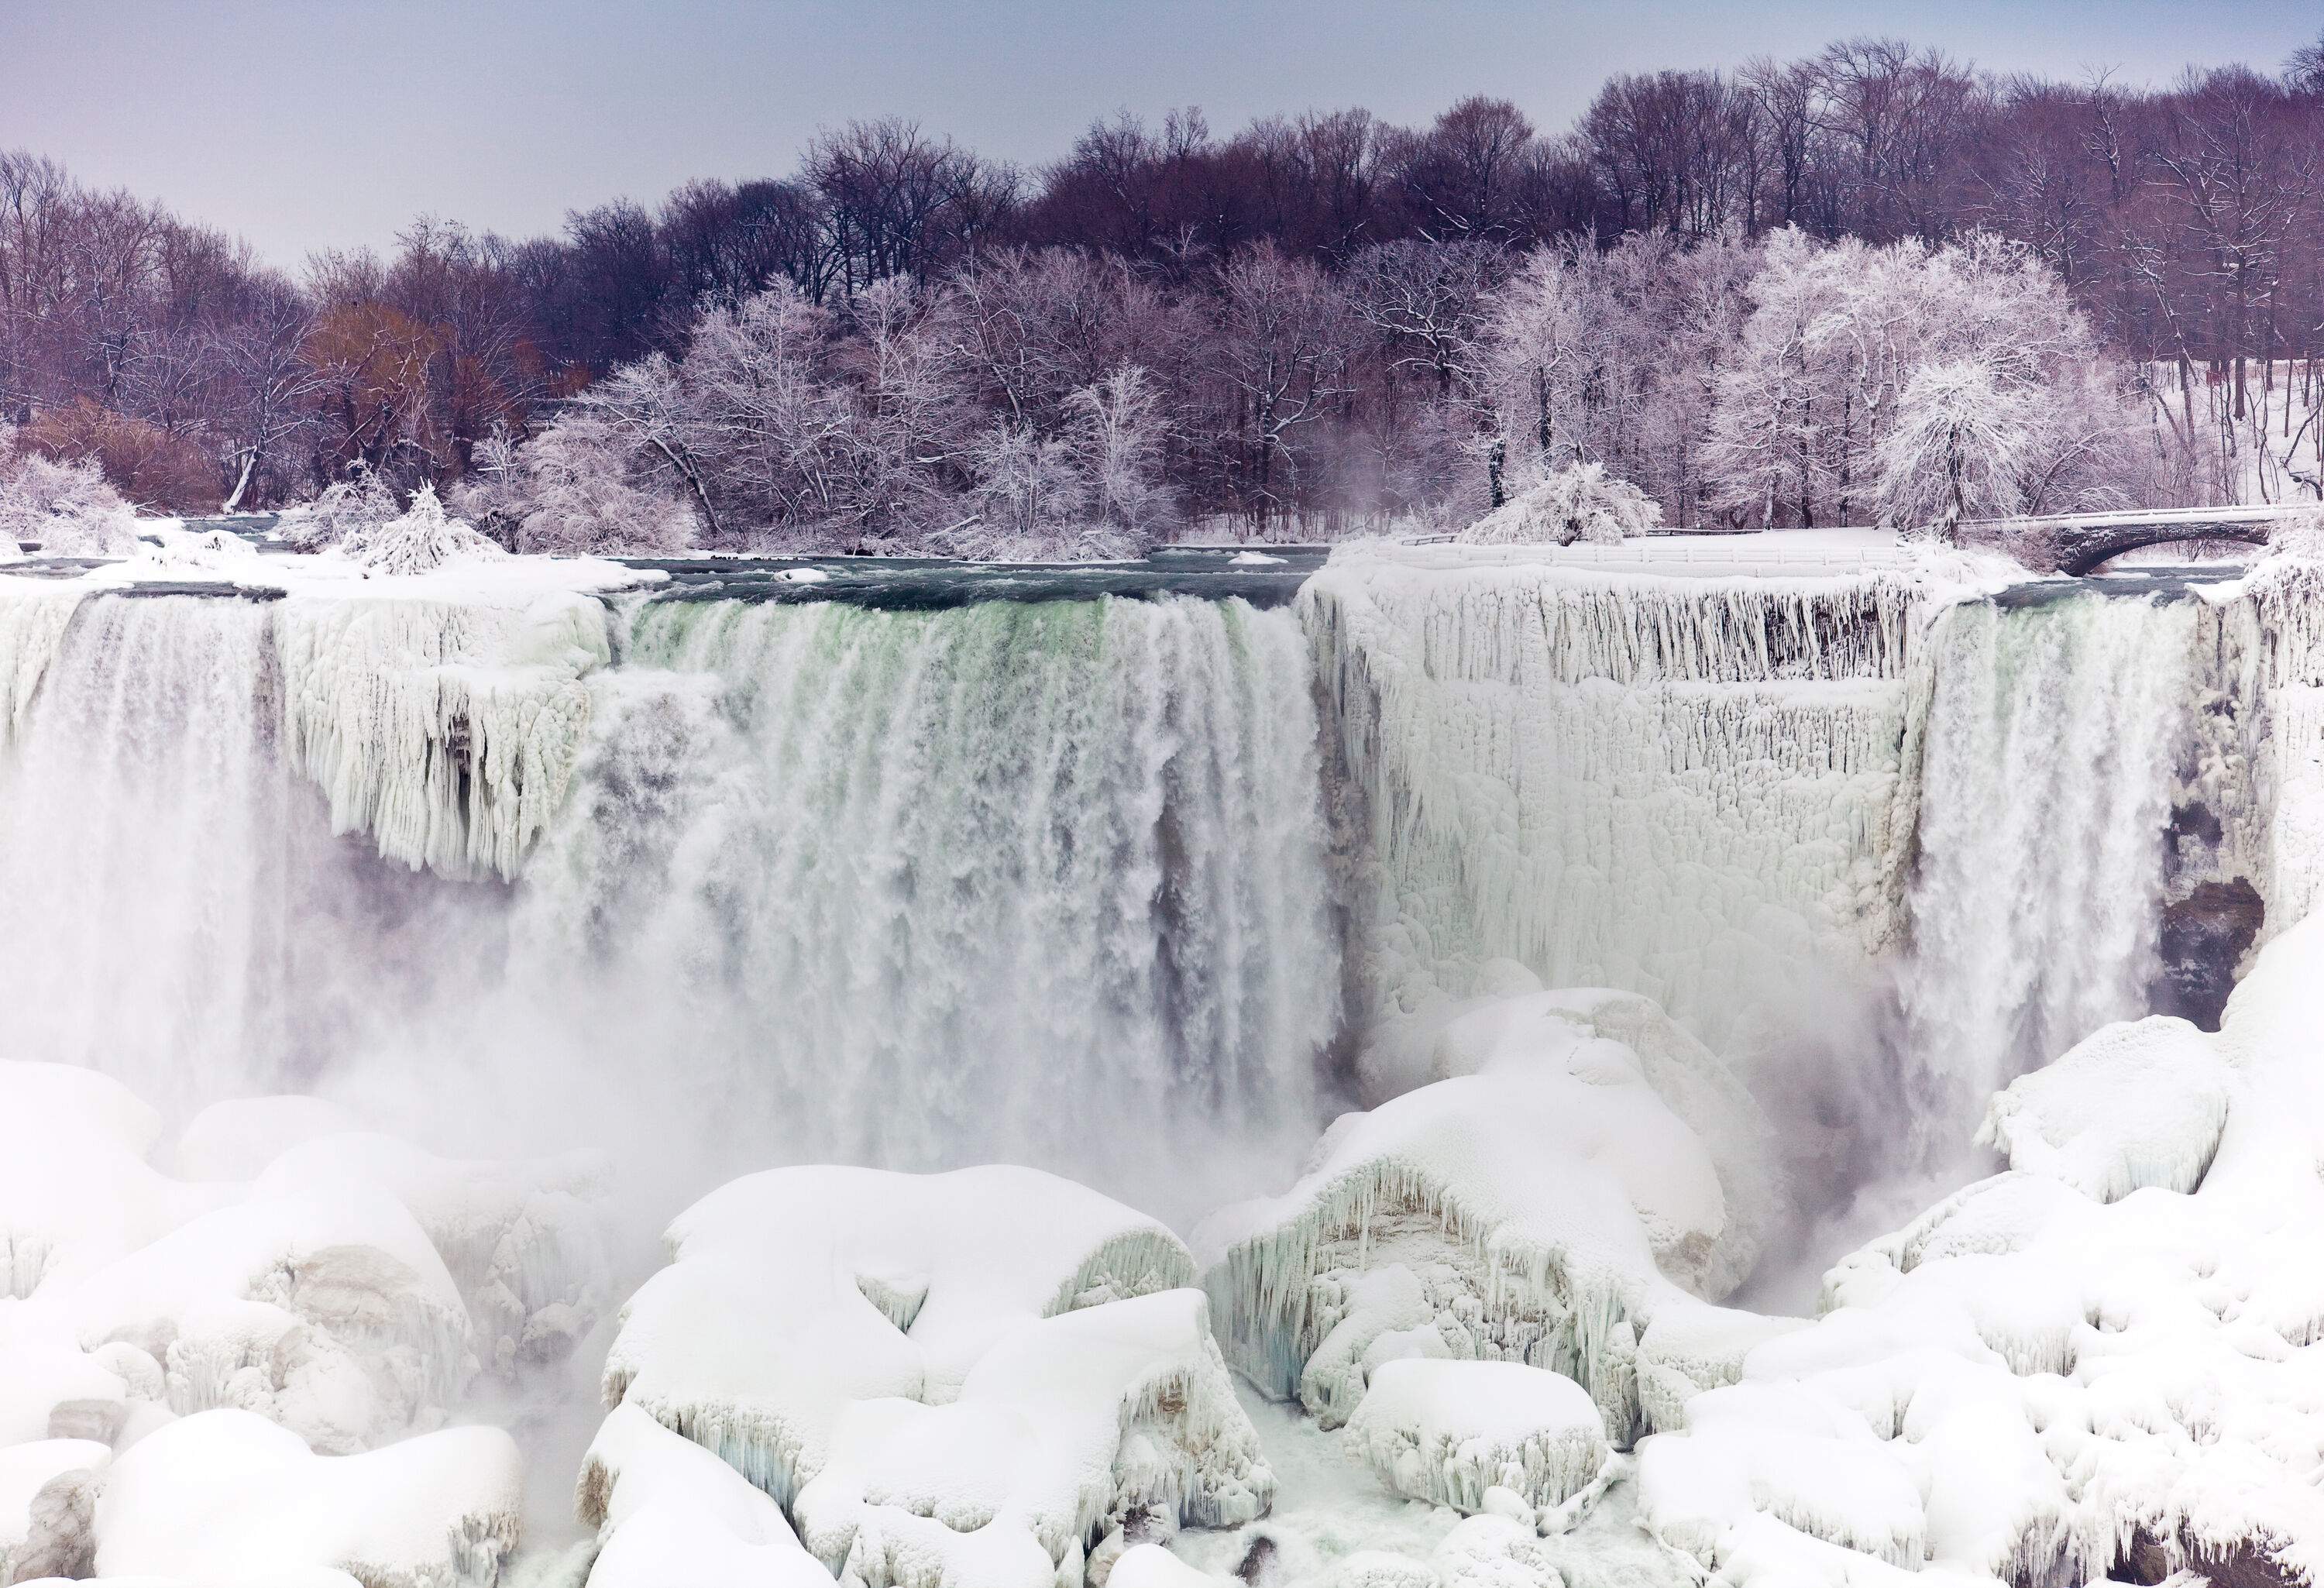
[1635,912,2324,1586]
[601,1164,1273,1588]
[1199,985,1772,1442]
[1344,1360,1613,1525]
[253,1132,610,1380]
[91,1408,520,1588]
[0,1437,108,1581]
[578,1403,829,1588]
[63,1186,473,1454]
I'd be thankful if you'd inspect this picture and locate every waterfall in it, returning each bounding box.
[507,594,1339,1194]
[1898,591,2198,1156]
[0,584,1336,1211]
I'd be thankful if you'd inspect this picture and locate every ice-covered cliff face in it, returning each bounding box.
[1301,543,1917,1074]
[0,582,1336,1208]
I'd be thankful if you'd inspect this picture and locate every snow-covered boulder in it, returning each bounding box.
[601,1164,1271,1588]
[1635,913,2324,1586]
[1973,1014,2232,1201]
[253,1132,610,1379]
[1345,1360,1614,1526]
[606,1164,1195,1496]
[0,1437,108,1581]
[579,1403,829,1588]
[63,1187,473,1454]
[1199,986,1772,1442]
[793,1290,1270,1588]
[91,1408,520,1587]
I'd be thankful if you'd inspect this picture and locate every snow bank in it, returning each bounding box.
[1635,912,2324,1585]
[600,1164,1274,1588]
[93,1409,520,1588]
[1301,543,1918,1054]
[1200,984,1772,1445]
[1344,1359,1613,1524]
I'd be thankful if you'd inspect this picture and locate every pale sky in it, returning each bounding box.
[2,0,2315,267]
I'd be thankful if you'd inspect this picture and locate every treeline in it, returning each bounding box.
[1,32,2320,532]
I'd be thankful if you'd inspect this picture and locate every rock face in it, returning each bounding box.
[2154,877,2265,1029]
[1952,510,2278,574]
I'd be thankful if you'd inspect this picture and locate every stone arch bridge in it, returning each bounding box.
[1952,504,2312,576]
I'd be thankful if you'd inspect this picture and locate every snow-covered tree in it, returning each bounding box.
[0,445,142,555]
[493,411,699,556]
[337,483,507,575]
[1062,366,1174,539]
[1874,359,2038,529]
[277,462,401,550]
[1708,227,2136,528]
[1458,461,1662,545]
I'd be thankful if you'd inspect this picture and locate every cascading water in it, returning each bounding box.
[0,583,1336,1212]
[505,593,1339,1196]
[0,594,461,1116]
[1898,589,2198,1158]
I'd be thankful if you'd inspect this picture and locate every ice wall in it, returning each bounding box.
[1301,544,1917,1065]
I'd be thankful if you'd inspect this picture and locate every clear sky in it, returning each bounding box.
[2,0,2314,268]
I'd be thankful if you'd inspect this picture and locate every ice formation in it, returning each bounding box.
[1635,913,2324,1585]
[1200,981,1773,1445]
[1300,542,1917,1056]
[1343,1359,1615,1524]
[600,1164,1274,1588]
[93,1409,521,1587]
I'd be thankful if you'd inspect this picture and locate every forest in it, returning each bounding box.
[3,32,2322,552]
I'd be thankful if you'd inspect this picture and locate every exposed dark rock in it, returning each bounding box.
[2110,1524,2308,1586]
[2154,877,2265,1030]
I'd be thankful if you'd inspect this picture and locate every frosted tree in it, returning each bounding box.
[0,446,141,555]
[952,424,1092,555]
[1063,366,1174,540]
[1873,359,2037,529]
[488,411,700,555]
[337,483,507,575]
[1709,227,2135,528]
[1470,246,1598,504]
[276,462,401,550]
[1458,461,1662,545]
